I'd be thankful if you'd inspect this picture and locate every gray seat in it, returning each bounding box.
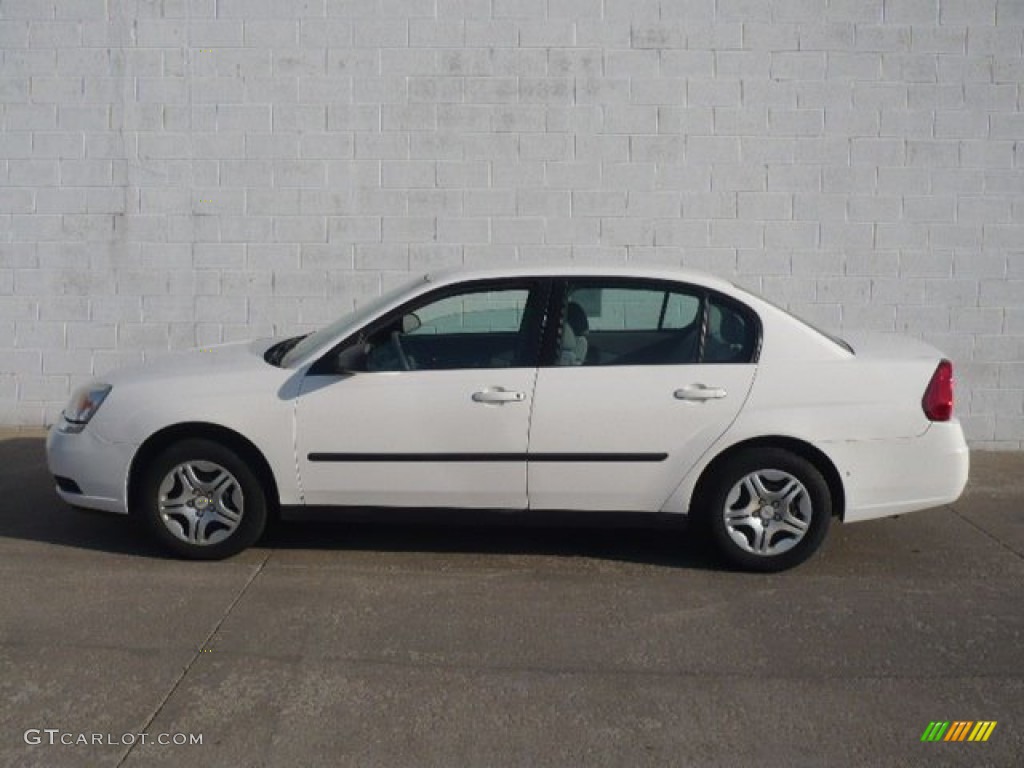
[705,304,749,363]
[559,301,590,366]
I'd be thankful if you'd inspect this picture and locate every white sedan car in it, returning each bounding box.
[47,266,969,571]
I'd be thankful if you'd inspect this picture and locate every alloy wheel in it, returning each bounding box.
[157,460,245,547]
[721,469,812,557]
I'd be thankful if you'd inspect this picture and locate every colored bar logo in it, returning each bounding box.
[921,721,997,742]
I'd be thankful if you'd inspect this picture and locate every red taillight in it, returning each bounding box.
[922,359,954,422]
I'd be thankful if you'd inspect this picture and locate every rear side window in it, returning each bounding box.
[662,292,701,330]
[557,283,703,366]
[554,280,759,367]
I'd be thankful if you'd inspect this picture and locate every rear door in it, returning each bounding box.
[527,278,759,511]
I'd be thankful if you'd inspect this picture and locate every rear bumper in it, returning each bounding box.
[823,421,969,524]
[46,422,135,515]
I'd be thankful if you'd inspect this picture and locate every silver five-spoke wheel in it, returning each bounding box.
[157,460,245,547]
[706,448,830,571]
[140,438,268,560]
[722,469,812,557]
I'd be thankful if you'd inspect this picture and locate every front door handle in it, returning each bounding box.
[674,384,727,401]
[472,388,526,404]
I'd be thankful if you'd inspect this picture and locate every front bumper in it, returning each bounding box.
[824,421,970,524]
[46,422,136,515]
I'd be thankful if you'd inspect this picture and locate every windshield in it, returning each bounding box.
[279,275,427,367]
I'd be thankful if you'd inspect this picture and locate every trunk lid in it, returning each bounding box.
[842,332,944,361]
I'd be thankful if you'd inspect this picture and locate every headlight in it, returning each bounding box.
[60,383,112,433]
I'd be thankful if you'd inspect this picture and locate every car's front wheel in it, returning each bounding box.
[138,438,267,560]
[705,448,831,572]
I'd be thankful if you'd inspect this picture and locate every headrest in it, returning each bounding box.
[565,301,589,336]
[559,320,588,366]
[719,310,746,346]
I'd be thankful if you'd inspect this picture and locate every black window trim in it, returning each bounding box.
[696,288,710,363]
[539,276,762,367]
[656,290,670,331]
[308,277,552,375]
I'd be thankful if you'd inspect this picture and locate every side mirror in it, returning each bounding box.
[401,313,421,334]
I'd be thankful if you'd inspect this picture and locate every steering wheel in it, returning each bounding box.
[389,331,412,371]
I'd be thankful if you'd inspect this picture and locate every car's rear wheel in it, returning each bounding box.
[705,448,831,572]
[138,438,267,560]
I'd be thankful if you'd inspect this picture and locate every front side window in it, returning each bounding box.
[406,291,527,336]
[362,285,535,371]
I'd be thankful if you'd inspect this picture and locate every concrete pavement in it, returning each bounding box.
[0,429,1021,767]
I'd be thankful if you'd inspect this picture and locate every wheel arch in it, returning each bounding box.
[127,422,282,519]
[689,436,846,521]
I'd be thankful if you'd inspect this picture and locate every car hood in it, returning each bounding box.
[100,338,279,386]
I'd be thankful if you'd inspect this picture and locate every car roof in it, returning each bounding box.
[423,264,737,293]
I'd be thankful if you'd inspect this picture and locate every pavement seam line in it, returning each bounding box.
[114,554,269,768]
[950,504,1024,561]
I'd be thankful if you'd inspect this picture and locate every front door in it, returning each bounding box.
[528,279,758,511]
[295,280,545,509]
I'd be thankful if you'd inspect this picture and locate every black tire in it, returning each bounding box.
[137,438,268,560]
[704,448,832,573]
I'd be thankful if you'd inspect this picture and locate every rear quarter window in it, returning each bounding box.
[703,296,759,364]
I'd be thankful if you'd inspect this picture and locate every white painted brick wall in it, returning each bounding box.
[1,0,1022,447]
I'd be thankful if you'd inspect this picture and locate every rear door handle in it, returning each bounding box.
[674,384,727,401]
[472,388,526,404]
